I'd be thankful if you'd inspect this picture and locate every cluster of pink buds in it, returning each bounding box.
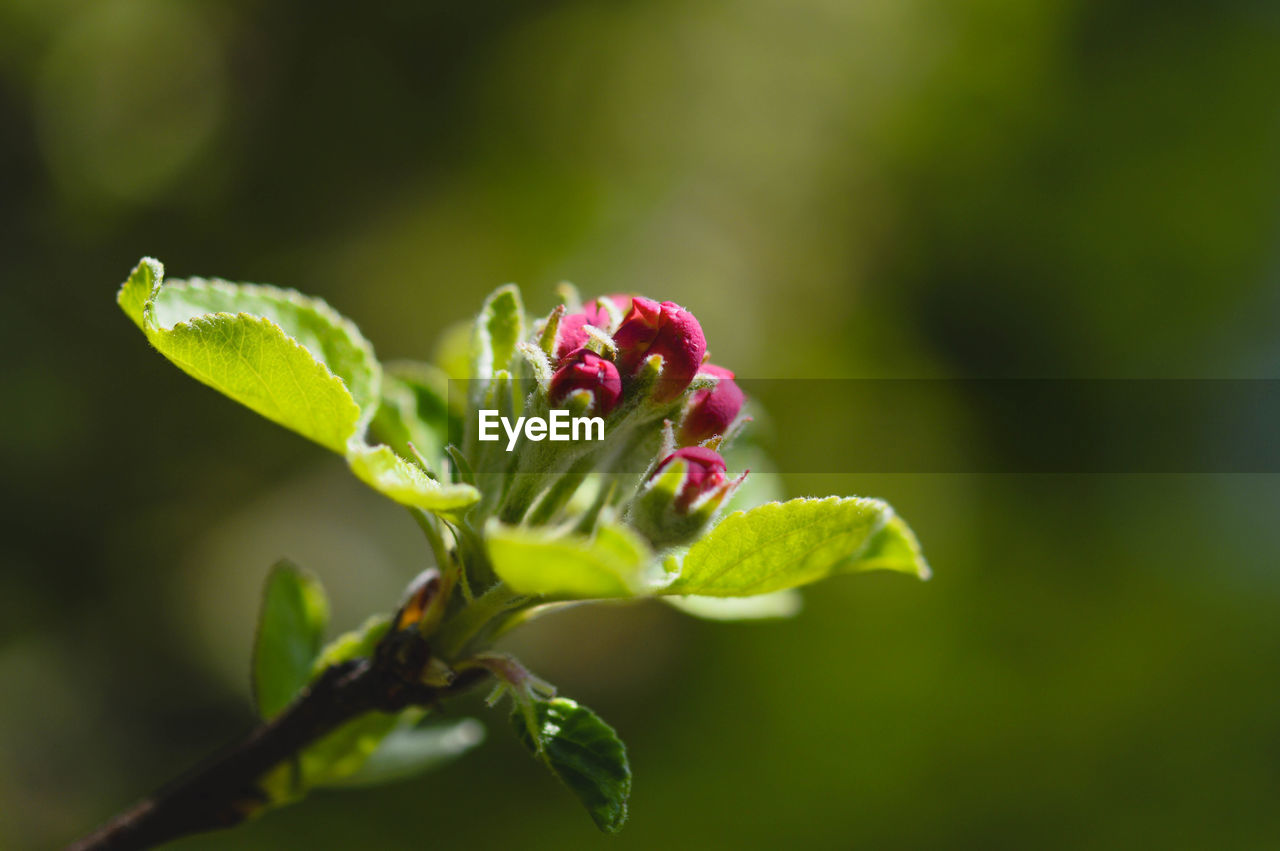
[546,293,743,430]
[538,292,748,546]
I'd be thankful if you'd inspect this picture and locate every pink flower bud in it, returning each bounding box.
[652,446,728,512]
[629,445,744,546]
[554,295,632,362]
[612,297,707,402]
[549,348,623,415]
[679,365,744,445]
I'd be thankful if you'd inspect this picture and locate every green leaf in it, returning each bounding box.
[328,718,485,787]
[663,497,928,597]
[433,320,474,423]
[118,258,377,453]
[253,562,329,719]
[856,512,932,578]
[369,361,455,466]
[486,519,653,599]
[472,284,524,379]
[310,614,391,676]
[260,615,445,802]
[118,259,480,516]
[516,340,553,391]
[434,320,473,380]
[665,589,802,621]
[293,711,403,790]
[512,698,631,834]
[347,441,479,514]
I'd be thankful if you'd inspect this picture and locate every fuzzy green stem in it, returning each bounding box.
[410,509,451,574]
[433,582,526,660]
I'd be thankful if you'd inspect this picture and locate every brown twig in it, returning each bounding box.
[66,629,487,851]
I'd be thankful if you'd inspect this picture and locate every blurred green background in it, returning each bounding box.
[3,0,1280,848]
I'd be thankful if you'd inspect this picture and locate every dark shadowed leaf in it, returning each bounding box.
[253,562,329,719]
[512,697,631,833]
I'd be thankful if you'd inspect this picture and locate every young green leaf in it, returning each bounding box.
[310,614,392,676]
[347,441,480,515]
[263,713,480,804]
[253,562,329,719]
[664,589,803,621]
[327,718,486,787]
[117,258,377,453]
[432,320,474,423]
[472,284,525,380]
[512,698,631,834]
[118,259,480,516]
[268,711,402,798]
[368,361,456,467]
[855,512,932,579]
[663,497,928,597]
[485,519,653,599]
[258,612,420,804]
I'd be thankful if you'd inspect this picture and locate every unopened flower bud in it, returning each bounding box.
[627,446,743,547]
[548,348,622,415]
[612,297,706,403]
[655,447,728,511]
[555,295,632,361]
[679,365,744,445]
